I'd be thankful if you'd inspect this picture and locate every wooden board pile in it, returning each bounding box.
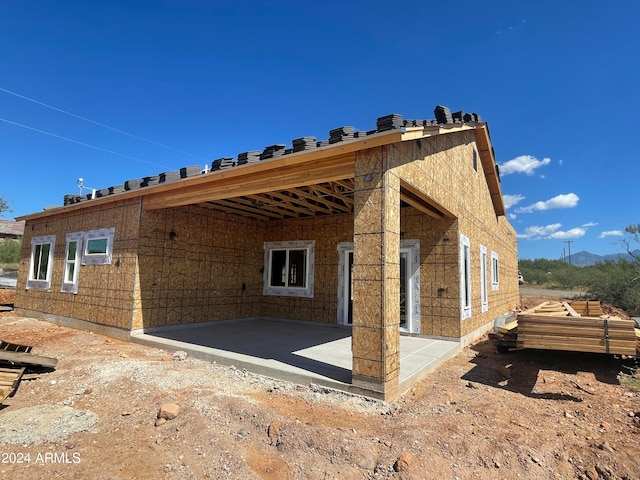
[515,301,637,356]
[494,317,518,349]
[570,300,604,316]
[0,340,58,405]
[0,367,25,404]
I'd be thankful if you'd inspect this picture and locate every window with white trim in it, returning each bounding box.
[480,245,488,313]
[491,251,499,290]
[62,232,83,293]
[460,234,471,319]
[263,241,315,298]
[82,227,115,265]
[27,235,56,290]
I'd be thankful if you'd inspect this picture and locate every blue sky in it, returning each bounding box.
[1,1,638,259]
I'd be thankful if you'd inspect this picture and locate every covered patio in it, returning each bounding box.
[131,318,460,398]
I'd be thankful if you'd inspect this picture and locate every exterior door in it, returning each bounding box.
[338,241,420,333]
[344,250,354,325]
[400,249,409,331]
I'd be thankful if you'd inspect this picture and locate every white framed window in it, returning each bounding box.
[263,240,315,298]
[460,234,471,320]
[27,235,56,290]
[82,227,115,265]
[480,245,488,313]
[491,251,499,290]
[62,232,83,293]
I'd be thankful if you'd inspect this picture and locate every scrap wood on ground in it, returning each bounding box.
[0,339,57,406]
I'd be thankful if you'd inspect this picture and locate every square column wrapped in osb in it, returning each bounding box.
[352,145,401,400]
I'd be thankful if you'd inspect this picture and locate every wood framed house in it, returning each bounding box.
[14,105,519,400]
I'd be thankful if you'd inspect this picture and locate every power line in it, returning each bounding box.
[0,118,169,168]
[0,86,209,162]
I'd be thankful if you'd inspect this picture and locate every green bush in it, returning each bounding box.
[0,239,21,265]
[583,260,640,316]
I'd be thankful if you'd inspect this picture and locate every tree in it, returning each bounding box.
[0,195,10,217]
[623,224,640,263]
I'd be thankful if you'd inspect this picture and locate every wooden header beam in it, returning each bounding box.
[143,153,356,210]
[399,179,454,219]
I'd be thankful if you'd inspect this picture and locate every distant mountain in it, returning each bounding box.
[566,250,640,267]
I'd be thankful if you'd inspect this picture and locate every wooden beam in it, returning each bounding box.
[200,202,269,220]
[214,199,285,219]
[400,192,443,219]
[290,186,352,213]
[143,154,356,210]
[474,126,505,216]
[399,179,454,219]
[333,179,355,191]
[0,350,58,368]
[247,192,313,217]
[249,192,327,216]
[308,184,354,208]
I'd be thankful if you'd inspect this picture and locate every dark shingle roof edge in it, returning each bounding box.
[52,105,482,208]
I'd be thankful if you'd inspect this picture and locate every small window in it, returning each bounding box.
[27,235,56,290]
[472,149,478,172]
[480,245,488,313]
[263,241,315,297]
[491,251,499,290]
[62,232,83,293]
[460,234,471,319]
[82,227,115,265]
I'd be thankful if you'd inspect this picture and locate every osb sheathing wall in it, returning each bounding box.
[261,214,354,324]
[399,207,459,337]
[133,205,265,329]
[390,130,519,338]
[14,198,141,330]
[351,146,401,394]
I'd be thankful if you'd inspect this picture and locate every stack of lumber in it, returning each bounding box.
[517,301,637,356]
[636,329,640,354]
[494,318,518,345]
[571,300,604,316]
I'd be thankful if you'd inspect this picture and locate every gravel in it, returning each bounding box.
[0,405,98,445]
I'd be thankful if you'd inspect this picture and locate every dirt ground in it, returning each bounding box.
[0,292,639,480]
[0,288,13,305]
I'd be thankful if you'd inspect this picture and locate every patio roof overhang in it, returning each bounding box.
[17,124,504,222]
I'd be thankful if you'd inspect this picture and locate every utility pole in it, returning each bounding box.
[565,240,573,265]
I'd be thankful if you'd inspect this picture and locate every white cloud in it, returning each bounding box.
[503,194,525,209]
[549,228,586,239]
[515,193,579,213]
[599,230,624,239]
[518,222,594,240]
[508,213,517,220]
[582,222,598,227]
[558,159,564,166]
[517,223,562,239]
[499,155,551,176]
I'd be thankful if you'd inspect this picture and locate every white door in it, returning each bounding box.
[338,241,420,333]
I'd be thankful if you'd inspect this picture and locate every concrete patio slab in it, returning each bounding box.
[131,318,461,398]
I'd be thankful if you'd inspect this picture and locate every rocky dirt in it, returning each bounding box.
[0,288,14,305]
[0,294,639,479]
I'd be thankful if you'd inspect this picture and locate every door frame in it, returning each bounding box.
[337,240,420,333]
